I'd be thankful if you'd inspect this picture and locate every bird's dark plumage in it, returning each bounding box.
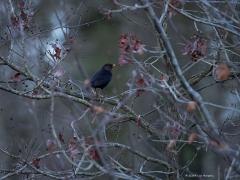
[90,64,114,89]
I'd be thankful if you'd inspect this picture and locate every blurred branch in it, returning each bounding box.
[140,0,219,134]
[140,0,240,175]
[169,4,240,37]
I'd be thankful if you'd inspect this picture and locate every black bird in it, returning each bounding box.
[90,64,116,90]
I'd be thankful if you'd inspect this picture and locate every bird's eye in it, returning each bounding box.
[104,64,113,70]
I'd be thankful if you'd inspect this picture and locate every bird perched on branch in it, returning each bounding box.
[90,64,116,91]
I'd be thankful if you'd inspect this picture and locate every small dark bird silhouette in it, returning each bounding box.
[90,64,115,90]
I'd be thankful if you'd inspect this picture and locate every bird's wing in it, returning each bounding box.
[90,71,112,88]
